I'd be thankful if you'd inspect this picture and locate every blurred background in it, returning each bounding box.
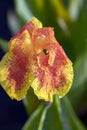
[0,1,27,130]
[0,0,87,130]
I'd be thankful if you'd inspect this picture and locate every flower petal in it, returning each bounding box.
[31,28,73,101]
[0,17,73,101]
[0,30,34,100]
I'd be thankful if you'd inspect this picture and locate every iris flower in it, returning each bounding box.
[0,17,73,101]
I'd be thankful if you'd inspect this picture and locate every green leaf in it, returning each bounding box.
[23,95,63,130]
[68,52,87,108]
[61,96,86,130]
[23,88,43,115]
[25,0,44,19]
[0,39,8,52]
[22,95,86,130]
[37,104,48,130]
[42,95,63,130]
[67,0,87,110]
[68,1,87,59]
[15,0,33,22]
[73,52,87,89]
[7,10,21,34]
[68,0,83,21]
[22,103,47,130]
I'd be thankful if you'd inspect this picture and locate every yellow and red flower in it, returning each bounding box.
[0,17,73,101]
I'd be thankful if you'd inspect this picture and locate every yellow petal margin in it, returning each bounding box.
[0,17,73,101]
[31,41,73,102]
[0,30,34,100]
[31,62,73,102]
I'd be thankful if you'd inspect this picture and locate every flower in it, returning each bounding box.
[0,17,73,101]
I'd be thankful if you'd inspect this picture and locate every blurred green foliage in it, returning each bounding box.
[1,0,87,129]
[0,39,8,52]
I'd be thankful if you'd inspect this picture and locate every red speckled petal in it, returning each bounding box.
[0,17,73,101]
[0,30,34,100]
[31,28,73,101]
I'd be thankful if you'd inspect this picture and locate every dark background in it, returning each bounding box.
[0,1,28,130]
